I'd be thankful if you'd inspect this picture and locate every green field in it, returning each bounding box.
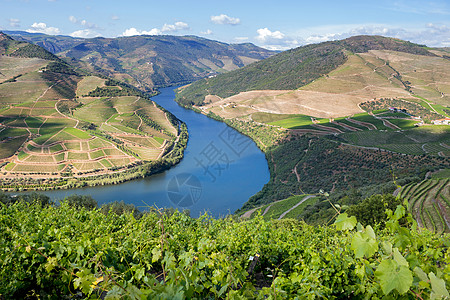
[245,195,319,221]
[349,113,390,130]
[63,127,91,139]
[67,152,90,161]
[341,130,412,146]
[24,116,44,128]
[49,144,64,153]
[252,112,300,123]
[0,136,28,159]
[386,118,419,129]
[89,150,106,160]
[430,103,450,118]
[100,159,112,168]
[261,195,310,220]
[283,196,320,219]
[269,115,328,129]
[73,99,116,124]
[0,127,28,139]
[432,169,450,179]
[376,111,410,118]
[17,151,29,161]
[340,125,450,156]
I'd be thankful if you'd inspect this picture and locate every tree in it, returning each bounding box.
[346,194,402,227]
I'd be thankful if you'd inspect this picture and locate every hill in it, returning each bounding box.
[6,31,275,92]
[0,33,187,191]
[175,35,439,107]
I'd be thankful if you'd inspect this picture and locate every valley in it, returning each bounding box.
[1,33,448,233]
[0,26,449,300]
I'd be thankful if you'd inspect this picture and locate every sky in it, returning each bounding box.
[1,0,450,50]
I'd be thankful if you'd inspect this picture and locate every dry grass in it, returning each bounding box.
[367,50,450,106]
[0,57,48,84]
[76,76,106,97]
[128,145,161,160]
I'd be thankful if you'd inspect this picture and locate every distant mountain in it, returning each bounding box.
[176,35,436,106]
[5,31,275,91]
[0,31,61,60]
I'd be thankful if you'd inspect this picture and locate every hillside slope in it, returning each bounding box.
[176,35,436,107]
[6,31,275,91]
[0,33,186,190]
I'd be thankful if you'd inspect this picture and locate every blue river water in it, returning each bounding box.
[41,87,270,217]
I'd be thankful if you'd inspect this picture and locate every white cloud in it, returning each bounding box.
[254,28,303,50]
[256,28,285,42]
[252,22,450,50]
[304,33,339,44]
[201,29,213,35]
[111,15,120,21]
[122,27,161,36]
[303,24,450,47]
[70,29,101,38]
[210,14,240,25]
[161,21,189,32]
[122,21,189,37]
[9,18,20,28]
[26,22,60,35]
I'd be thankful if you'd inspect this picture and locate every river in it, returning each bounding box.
[42,87,270,217]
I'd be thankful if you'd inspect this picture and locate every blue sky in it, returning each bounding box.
[1,0,450,49]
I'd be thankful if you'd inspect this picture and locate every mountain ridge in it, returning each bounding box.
[175,35,437,106]
[5,31,276,91]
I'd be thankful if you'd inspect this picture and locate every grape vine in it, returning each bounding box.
[0,200,448,299]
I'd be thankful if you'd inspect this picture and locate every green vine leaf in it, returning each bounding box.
[375,259,413,295]
[44,257,58,273]
[413,266,428,282]
[393,205,406,221]
[429,272,450,300]
[351,225,378,258]
[334,213,356,231]
[393,248,408,267]
[381,241,392,256]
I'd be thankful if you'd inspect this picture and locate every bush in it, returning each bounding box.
[0,192,51,207]
[63,194,97,210]
[346,194,403,227]
[100,200,142,218]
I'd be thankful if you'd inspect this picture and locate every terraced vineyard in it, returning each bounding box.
[398,178,450,233]
[0,35,182,190]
